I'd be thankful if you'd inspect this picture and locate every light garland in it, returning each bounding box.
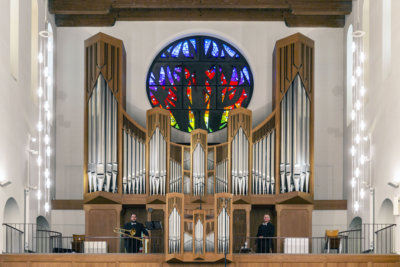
[351,29,368,213]
[36,21,53,215]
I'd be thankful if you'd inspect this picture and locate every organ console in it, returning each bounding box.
[83,32,314,260]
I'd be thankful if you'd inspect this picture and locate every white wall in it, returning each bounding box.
[56,21,344,201]
[312,210,347,237]
[51,210,85,237]
[344,0,400,253]
[0,0,56,253]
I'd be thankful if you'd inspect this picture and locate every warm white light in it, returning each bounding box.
[37,156,42,167]
[37,121,43,132]
[360,188,365,199]
[44,67,49,77]
[360,120,366,131]
[44,202,50,212]
[31,137,37,143]
[351,178,356,188]
[46,146,51,157]
[37,190,42,200]
[355,100,361,110]
[37,86,43,97]
[44,101,49,111]
[46,111,52,121]
[44,168,50,178]
[360,52,365,63]
[44,134,50,145]
[38,53,43,63]
[351,146,356,156]
[355,168,360,178]
[46,178,51,189]
[351,76,356,87]
[354,201,359,212]
[351,110,356,120]
[360,155,365,165]
[356,66,362,77]
[360,86,366,96]
[355,134,360,144]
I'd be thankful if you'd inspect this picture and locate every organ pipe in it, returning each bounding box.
[170,159,182,193]
[193,144,205,196]
[252,130,275,194]
[149,128,166,195]
[194,219,203,254]
[169,207,181,253]
[87,74,118,193]
[231,128,248,195]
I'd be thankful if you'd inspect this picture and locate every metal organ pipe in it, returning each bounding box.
[194,219,203,254]
[216,159,228,193]
[252,130,275,194]
[169,208,181,253]
[149,128,166,195]
[169,159,182,193]
[279,75,310,193]
[218,207,229,254]
[87,75,118,193]
[232,128,248,195]
[193,144,205,196]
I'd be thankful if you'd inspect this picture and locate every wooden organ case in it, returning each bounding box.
[83,32,314,260]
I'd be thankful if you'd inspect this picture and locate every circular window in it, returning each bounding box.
[146,36,253,133]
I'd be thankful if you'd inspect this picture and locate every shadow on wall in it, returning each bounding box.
[3,197,20,223]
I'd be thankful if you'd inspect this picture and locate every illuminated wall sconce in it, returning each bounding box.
[0,178,12,187]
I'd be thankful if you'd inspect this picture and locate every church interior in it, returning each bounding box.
[1,0,400,266]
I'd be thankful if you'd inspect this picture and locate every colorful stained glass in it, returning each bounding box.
[171,42,182,58]
[182,41,190,57]
[204,39,211,55]
[146,36,253,133]
[223,44,236,57]
[211,41,219,57]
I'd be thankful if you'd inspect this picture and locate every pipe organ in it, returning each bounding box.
[84,32,314,261]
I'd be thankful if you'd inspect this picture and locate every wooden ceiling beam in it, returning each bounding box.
[49,0,113,15]
[117,9,285,21]
[112,0,290,9]
[55,14,116,27]
[284,14,345,28]
[289,1,352,15]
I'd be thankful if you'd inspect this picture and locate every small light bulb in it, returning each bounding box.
[47,77,52,87]
[363,136,368,141]
[360,155,365,165]
[37,86,43,98]
[37,190,42,200]
[356,66,362,77]
[44,134,50,145]
[360,120,366,131]
[44,67,49,77]
[46,179,51,189]
[355,168,360,178]
[351,76,356,87]
[46,111,52,121]
[360,188,365,199]
[37,156,42,167]
[31,137,37,143]
[44,101,49,111]
[360,52,365,63]
[44,168,50,178]
[360,86,366,97]
[356,100,361,110]
[44,202,50,212]
[351,178,356,188]
[38,53,43,63]
[355,134,360,144]
[351,146,356,156]
[354,201,359,212]
[46,146,51,157]
[351,110,356,120]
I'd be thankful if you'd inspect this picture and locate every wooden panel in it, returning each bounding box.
[314,200,347,210]
[31,264,72,267]
[2,263,28,267]
[75,264,115,267]
[277,206,312,237]
[283,264,322,267]
[150,209,164,253]
[51,200,84,210]
[232,209,246,253]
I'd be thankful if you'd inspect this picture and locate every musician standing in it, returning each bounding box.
[257,214,275,253]
[123,213,149,253]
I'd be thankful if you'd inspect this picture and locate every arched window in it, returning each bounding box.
[146,36,254,133]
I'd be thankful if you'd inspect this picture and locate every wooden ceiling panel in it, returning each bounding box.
[49,0,352,27]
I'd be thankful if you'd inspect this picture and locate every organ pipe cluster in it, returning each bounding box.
[149,128,167,195]
[205,232,215,252]
[168,207,181,253]
[122,130,146,194]
[169,159,182,193]
[216,160,228,193]
[231,128,249,195]
[280,75,310,193]
[252,130,275,194]
[194,219,204,254]
[217,207,230,254]
[87,75,118,193]
[192,144,205,196]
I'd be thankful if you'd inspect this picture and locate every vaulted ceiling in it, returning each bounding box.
[49,0,352,28]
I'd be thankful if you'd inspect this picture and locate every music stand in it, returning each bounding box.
[145,221,162,230]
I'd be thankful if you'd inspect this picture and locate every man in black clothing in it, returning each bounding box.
[257,214,275,253]
[123,213,149,253]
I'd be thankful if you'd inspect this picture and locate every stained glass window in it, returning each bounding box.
[146,36,253,133]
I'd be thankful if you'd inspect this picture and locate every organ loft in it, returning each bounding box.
[83,32,314,262]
